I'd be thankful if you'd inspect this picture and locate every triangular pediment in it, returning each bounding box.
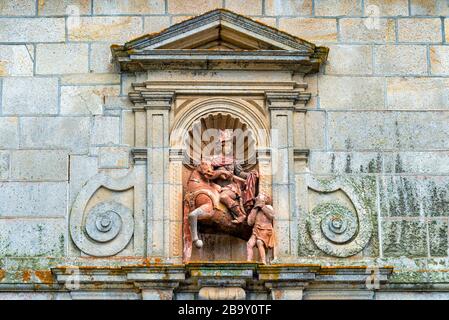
[111,9,328,73]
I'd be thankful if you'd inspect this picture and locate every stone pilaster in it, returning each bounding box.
[266,92,298,259]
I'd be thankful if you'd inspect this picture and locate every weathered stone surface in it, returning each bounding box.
[324,45,372,75]
[0,152,10,180]
[0,117,19,149]
[0,182,67,217]
[89,43,119,74]
[11,150,68,181]
[0,18,65,43]
[98,146,130,169]
[61,73,120,85]
[265,0,312,15]
[380,176,449,217]
[279,18,337,42]
[0,219,65,257]
[0,0,36,16]
[21,117,90,153]
[225,0,262,15]
[306,111,326,149]
[374,45,427,75]
[0,45,34,76]
[61,85,120,115]
[430,46,449,76]
[94,0,165,14]
[382,220,427,257]
[319,76,384,109]
[168,0,222,14]
[36,44,89,75]
[2,77,58,115]
[68,17,143,42]
[383,152,449,175]
[364,0,408,16]
[143,16,171,34]
[410,0,449,15]
[339,18,395,43]
[38,0,92,15]
[69,155,98,205]
[429,220,448,257]
[386,77,449,110]
[398,18,442,43]
[92,116,121,145]
[328,111,449,150]
[310,151,383,174]
[314,0,362,16]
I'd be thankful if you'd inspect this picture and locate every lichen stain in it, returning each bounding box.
[0,61,8,76]
[22,270,31,282]
[35,271,54,284]
[0,270,5,282]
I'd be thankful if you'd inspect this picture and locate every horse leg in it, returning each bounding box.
[188,206,206,249]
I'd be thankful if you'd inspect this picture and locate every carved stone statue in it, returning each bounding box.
[182,130,260,262]
[246,192,275,265]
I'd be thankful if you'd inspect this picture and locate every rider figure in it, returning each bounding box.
[209,130,249,224]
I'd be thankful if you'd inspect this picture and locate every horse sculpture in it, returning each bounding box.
[183,160,255,262]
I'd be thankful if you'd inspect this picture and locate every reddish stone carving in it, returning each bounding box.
[246,193,275,265]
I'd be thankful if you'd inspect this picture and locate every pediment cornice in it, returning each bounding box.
[111,9,328,74]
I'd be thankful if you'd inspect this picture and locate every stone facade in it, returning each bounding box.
[0,0,448,300]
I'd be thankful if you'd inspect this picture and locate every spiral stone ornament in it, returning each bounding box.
[307,202,368,257]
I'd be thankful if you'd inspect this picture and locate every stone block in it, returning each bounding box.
[92,116,121,145]
[382,220,427,257]
[264,0,312,15]
[10,150,68,181]
[36,44,89,75]
[0,117,19,148]
[319,76,384,109]
[0,18,65,43]
[430,46,449,76]
[386,77,449,110]
[309,151,383,174]
[374,45,427,75]
[305,111,326,149]
[364,0,408,16]
[339,18,395,43]
[0,1,36,16]
[410,0,449,16]
[61,85,120,115]
[398,18,442,43]
[324,45,372,75]
[0,182,67,217]
[380,176,449,217]
[37,0,92,15]
[167,0,222,14]
[69,155,98,205]
[0,152,10,180]
[446,19,449,42]
[0,45,34,76]
[2,77,58,115]
[429,220,448,257]
[0,219,65,257]
[225,0,262,15]
[61,74,120,85]
[314,0,362,16]
[21,117,90,153]
[98,146,130,169]
[279,18,337,42]
[383,152,449,175]
[327,111,449,150]
[143,16,171,34]
[93,0,165,14]
[68,17,143,42]
[89,43,118,74]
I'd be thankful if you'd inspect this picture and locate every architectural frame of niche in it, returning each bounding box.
[69,9,329,263]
